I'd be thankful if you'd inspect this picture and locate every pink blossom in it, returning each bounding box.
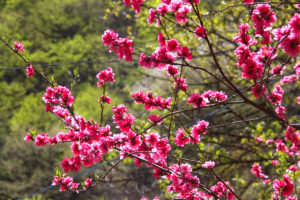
[294,63,300,75]
[35,133,48,146]
[96,67,115,87]
[13,41,25,52]
[84,178,92,189]
[252,4,276,29]
[187,93,207,108]
[156,3,169,16]
[100,95,111,104]
[272,160,279,165]
[289,14,300,37]
[167,39,180,52]
[102,30,119,47]
[256,137,263,142]
[297,96,300,105]
[275,105,286,119]
[177,46,192,61]
[272,65,286,76]
[280,75,298,84]
[166,65,178,76]
[281,35,300,57]
[288,165,299,172]
[194,26,207,39]
[24,133,32,142]
[26,64,35,77]
[202,160,215,169]
[174,128,189,147]
[148,8,156,24]
[242,0,253,4]
[148,115,163,124]
[273,174,294,197]
[252,84,266,98]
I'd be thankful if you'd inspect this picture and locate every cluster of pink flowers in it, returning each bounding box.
[131,91,172,110]
[210,181,234,200]
[272,174,294,198]
[273,14,300,57]
[147,0,199,25]
[123,0,144,13]
[191,120,209,143]
[187,90,227,108]
[102,30,134,62]
[166,164,200,198]
[251,163,269,183]
[96,67,115,87]
[42,85,74,113]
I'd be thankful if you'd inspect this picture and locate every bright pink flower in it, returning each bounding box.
[169,0,182,12]
[148,115,163,124]
[145,132,160,146]
[233,23,256,46]
[13,41,25,52]
[241,58,263,80]
[158,32,166,47]
[256,137,263,142]
[174,128,189,147]
[234,45,253,67]
[167,39,180,52]
[252,4,276,29]
[266,139,274,145]
[96,67,115,87]
[272,160,279,165]
[251,163,268,178]
[102,30,119,47]
[139,53,152,69]
[24,133,32,142]
[175,5,191,24]
[242,0,253,4]
[173,77,188,92]
[297,96,300,105]
[273,174,294,197]
[281,35,300,57]
[272,65,286,76]
[187,92,207,108]
[35,133,48,146]
[123,0,130,7]
[252,84,266,98]
[289,14,300,37]
[280,75,298,84]
[156,3,169,16]
[202,160,215,169]
[101,95,111,104]
[294,63,300,75]
[183,0,200,4]
[26,64,35,77]
[194,26,207,39]
[166,65,178,76]
[288,165,299,172]
[148,8,156,24]
[191,120,209,143]
[275,105,286,119]
[177,46,192,61]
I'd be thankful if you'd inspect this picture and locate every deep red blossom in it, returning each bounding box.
[233,23,256,46]
[280,35,300,57]
[173,77,188,92]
